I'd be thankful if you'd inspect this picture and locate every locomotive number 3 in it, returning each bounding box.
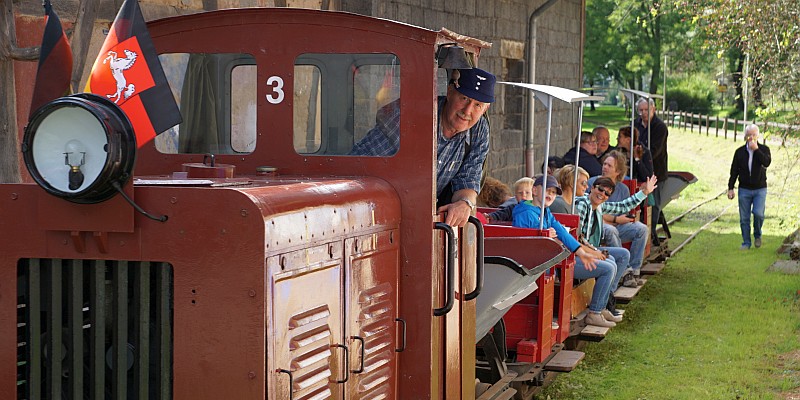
[265,76,285,104]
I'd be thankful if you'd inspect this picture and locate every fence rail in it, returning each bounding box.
[663,110,799,144]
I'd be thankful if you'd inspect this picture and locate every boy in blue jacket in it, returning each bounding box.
[512,175,621,328]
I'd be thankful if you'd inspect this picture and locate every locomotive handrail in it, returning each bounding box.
[332,344,350,383]
[277,369,294,400]
[350,335,365,374]
[433,222,456,316]
[464,216,484,301]
[394,318,407,352]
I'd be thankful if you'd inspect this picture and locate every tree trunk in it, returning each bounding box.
[648,16,661,95]
[733,52,744,112]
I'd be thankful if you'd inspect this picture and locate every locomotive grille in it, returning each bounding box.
[16,259,173,400]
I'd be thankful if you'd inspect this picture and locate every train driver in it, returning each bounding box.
[351,68,497,227]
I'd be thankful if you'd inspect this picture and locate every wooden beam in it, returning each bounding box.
[70,0,99,91]
[0,0,22,183]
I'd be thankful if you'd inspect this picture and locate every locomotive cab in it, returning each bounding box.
[3,8,492,400]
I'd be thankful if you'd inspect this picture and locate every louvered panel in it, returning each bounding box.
[290,325,332,351]
[361,382,394,400]
[363,329,392,355]
[355,282,394,398]
[287,304,335,400]
[362,349,392,375]
[293,364,332,391]
[295,384,333,400]
[359,300,392,324]
[289,305,331,329]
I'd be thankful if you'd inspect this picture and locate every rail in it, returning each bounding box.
[663,110,800,143]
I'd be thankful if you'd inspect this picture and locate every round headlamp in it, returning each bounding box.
[22,93,136,204]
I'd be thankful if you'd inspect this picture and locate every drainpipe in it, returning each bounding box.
[525,0,561,177]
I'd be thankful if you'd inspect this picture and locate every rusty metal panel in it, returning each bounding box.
[268,249,344,400]
[36,184,135,233]
[345,229,400,399]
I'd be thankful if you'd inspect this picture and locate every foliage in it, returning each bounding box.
[584,0,698,94]
[684,0,800,119]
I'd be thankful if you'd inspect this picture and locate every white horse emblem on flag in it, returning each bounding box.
[103,49,138,103]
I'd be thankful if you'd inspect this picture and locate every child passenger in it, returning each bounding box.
[484,177,534,223]
[512,175,621,328]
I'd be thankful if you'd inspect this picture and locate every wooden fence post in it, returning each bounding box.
[705,114,710,135]
[723,118,727,138]
[733,119,738,141]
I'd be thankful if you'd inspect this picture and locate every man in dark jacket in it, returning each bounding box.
[634,98,668,243]
[728,124,771,249]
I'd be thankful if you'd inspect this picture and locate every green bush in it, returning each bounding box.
[667,89,713,113]
[666,75,716,114]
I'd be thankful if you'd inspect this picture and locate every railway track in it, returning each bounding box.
[658,189,734,258]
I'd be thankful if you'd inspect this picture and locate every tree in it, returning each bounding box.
[585,0,695,95]
[687,0,800,115]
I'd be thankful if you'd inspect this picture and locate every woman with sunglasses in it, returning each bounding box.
[574,174,658,317]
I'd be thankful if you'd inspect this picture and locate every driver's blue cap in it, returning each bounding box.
[455,68,496,103]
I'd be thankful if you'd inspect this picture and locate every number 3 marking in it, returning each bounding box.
[265,76,285,104]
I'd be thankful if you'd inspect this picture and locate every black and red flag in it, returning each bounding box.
[29,0,73,120]
[85,0,181,147]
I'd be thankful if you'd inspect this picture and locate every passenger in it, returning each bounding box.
[575,175,657,316]
[478,177,513,208]
[512,175,620,328]
[594,126,615,160]
[484,177,533,223]
[562,131,603,177]
[727,124,771,250]
[634,98,668,243]
[617,126,653,183]
[543,155,565,176]
[549,165,589,215]
[351,67,496,227]
[589,150,650,288]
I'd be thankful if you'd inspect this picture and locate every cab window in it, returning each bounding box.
[156,52,257,154]
[293,53,400,156]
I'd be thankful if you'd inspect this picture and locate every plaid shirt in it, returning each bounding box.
[573,191,646,247]
[351,97,489,196]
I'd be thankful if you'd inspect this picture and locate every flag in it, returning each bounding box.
[85,0,181,147]
[29,0,73,120]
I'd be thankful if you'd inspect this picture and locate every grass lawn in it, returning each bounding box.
[540,117,800,399]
